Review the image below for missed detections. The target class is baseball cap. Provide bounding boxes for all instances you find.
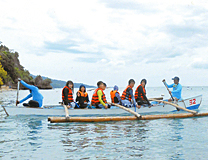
[172,76,179,81]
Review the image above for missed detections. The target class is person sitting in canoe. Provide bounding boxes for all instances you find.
[16,78,43,107]
[121,79,139,108]
[135,79,151,106]
[91,81,109,109]
[162,76,182,101]
[110,85,121,104]
[75,84,90,109]
[62,80,75,108]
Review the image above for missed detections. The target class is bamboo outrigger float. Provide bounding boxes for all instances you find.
[48,112,208,123]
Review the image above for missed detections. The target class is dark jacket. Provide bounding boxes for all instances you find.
[136,85,150,105]
[75,85,89,107]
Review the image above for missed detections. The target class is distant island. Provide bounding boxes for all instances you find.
[0,44,95,89]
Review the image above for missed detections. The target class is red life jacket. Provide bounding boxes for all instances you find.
[121,85,132,101]
[110,90,120,103]
[135,84,146,100]
[62,86,73,102]
[91,88,107,105]
[77,90,88,102]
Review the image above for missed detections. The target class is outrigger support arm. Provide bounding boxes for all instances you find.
[148,98,197,115]
[108,102,141,119]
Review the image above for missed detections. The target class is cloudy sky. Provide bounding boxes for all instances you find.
[0,0,208,87]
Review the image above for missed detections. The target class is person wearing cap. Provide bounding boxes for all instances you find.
[162,76,182,101]
[76,84,90,108]
[110,85,121,104]
[121,79,139,108]
[91,81,109,109]
[135,79,151,106]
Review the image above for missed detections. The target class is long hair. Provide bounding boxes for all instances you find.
[140,79,147,85]
[66,80,74,93]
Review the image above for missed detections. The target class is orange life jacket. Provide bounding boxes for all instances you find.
[91,88,107,105]
[62,86,73,102]
[110,90,120,103]
[121,85,132,101]
[135,84,146,100]
[77,90,88,102]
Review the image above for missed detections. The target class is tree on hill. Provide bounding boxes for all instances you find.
[42,78,52,87]
[0,46,33,85]
[34,75,43,86]
[34,75,52,89]
[0,56,7,86]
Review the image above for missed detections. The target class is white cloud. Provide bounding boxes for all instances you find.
[0,0,208,87]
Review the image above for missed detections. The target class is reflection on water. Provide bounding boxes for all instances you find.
[167,119,184,159]
[27,118,43,149]
[168,119,184,141]
[1,116,208,159]
[47,121,150,159]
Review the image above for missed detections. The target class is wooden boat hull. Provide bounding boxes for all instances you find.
[2,95,202,116]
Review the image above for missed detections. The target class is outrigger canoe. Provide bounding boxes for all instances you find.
[2,95,202,116]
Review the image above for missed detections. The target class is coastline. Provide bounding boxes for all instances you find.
[0,86,15,92]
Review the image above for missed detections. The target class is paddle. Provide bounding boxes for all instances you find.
[148,98,197,114]
[163,80,181,111]
[87,87,111,92]
[16,80,20,106]
[149,97,163,101]
[63,105,70,118]
[108,102,141,119]
[163,81,174,101]
[87,88,96,91]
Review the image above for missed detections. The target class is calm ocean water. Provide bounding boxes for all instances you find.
[0,86,208,159]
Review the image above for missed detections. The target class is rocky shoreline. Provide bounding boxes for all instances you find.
[0,84,52,91]
[0,85,15,91]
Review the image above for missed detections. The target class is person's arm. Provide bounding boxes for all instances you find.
[86,94,90,102]
[19,93,32,103]
[115,92,121,102]
[97,90,106,106]
[20,80,36,91]
[129,89,137,106]
[63,88,69,105]
[75,92,79,102]
[165,82,174,88]
[138,86,150,105]
[171,84,182,93]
